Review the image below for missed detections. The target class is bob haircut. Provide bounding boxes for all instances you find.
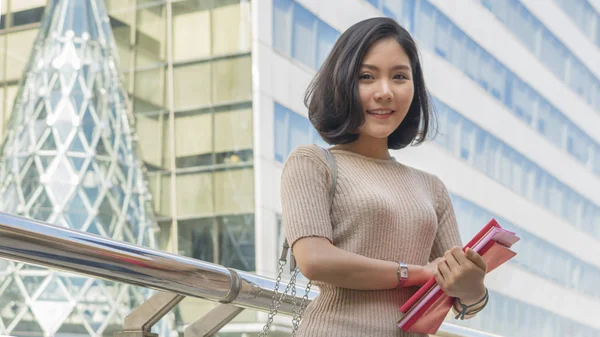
[305,17,435,149]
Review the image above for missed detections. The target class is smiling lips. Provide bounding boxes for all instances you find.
[367,108,395,119]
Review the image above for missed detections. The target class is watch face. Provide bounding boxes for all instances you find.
[401,268,408,278]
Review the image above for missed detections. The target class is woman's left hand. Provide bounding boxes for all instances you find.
[433,246,487,303]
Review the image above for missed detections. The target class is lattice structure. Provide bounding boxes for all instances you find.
[0,1,162,335]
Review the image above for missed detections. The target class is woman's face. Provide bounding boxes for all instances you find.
[357,37,415,141]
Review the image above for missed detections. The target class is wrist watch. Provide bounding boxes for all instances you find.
[397,262,408,288]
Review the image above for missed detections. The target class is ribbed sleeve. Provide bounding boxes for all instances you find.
[281,147,334,248]
[429,177,463,262]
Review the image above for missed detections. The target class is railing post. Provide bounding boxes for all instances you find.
[115,292,185,337]
[184,304,245,337]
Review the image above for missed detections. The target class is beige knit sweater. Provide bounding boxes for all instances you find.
[281,144,463,337]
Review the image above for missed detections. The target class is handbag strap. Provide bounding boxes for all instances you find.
[319,147,337,210]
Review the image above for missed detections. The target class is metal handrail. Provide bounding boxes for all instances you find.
[0,212,501,337]
[0,212,315,315]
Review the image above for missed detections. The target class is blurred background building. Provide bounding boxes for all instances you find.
[0,0,599,336]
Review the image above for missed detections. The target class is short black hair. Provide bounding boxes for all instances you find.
[305,17,435,149]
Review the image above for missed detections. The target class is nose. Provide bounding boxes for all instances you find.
[374,81,393,101]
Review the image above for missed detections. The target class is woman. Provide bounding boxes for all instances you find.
[280,17,488,336]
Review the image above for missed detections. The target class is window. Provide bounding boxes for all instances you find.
[172,4,212,61]
[273,0,293,55]
[477,50,492,91]
[523,161,536,200]
[434,14,451,59]
[508,76,534,125]
[292,4,316,68]
[515,2,538,50]
[367,0,381,9]
[566,125,591,164]
[414,0,435,51]
[563,190,581,226]
[459,120,475,162]
[473,129,487,172]
[596,19,600,47]
[498,147,512,186]
[173,62,212,110]
[136,114,168,169]
[540,29,567,80]
[567,58,586,97]
[288,109,311,152]
[445,109,460,155]
[1,85,18,134]
[134,67,166,111]
[212,1,251,55]
[149,173,171,216]
[178,217,214,262]
[174,112,213,168]
[448,26,465,69]
[594,146,600,176]
[178,214,255,271]
[274,103,289,163]
[10,0,46,12]
[316,21,339,69]
[214,168,255,214]
[214,107,253,154]
[176,172,214,217]
[212,55,252,104]
[462,39,479,81]
[217,214,255,271]
[11,6,44,27]
[274,101,336,162]
[135,5,167,68]
[511,153,525,195]
[5,29,38,82]
[489,58,507,101]
[536,101,564,148]
[382,0,406,23]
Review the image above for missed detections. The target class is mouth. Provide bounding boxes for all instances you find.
[367,109,395,118]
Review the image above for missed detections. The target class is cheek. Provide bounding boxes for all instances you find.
[398,85,415,105]
[358,88,370,110]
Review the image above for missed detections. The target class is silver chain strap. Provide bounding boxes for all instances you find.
[291,270,312,337]
[262,147,334,336]
[260,252,312,336]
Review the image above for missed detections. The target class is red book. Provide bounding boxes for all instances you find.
[397,219,519,334]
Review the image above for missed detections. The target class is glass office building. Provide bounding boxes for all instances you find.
[263,0,600,336]
[1,0,600,336]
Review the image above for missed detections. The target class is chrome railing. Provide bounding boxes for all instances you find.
[0,212,501,337]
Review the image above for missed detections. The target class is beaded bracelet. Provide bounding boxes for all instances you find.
[454,288,489,320]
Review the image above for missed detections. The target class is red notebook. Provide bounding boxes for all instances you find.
[397,219,519,334]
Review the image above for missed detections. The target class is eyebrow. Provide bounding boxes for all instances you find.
[361,64,411,71]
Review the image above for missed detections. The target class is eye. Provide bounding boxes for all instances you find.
[359,73,374,80]
[394,73,409,80]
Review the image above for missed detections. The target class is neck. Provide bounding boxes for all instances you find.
[334,136,391,160]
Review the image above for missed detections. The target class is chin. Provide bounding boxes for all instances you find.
[361,130,395,140]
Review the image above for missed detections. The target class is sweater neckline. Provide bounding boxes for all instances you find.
[328,148,398,164]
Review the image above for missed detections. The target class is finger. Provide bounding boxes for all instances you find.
[466,248,487,272]
[444,249,460,270]
[433,265,444,286]
[430,257,445,265]
[437,260,451,280]
[450,246,470,265]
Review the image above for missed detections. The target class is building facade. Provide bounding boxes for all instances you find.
[254,0,600,336]
[0,0,599,336]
